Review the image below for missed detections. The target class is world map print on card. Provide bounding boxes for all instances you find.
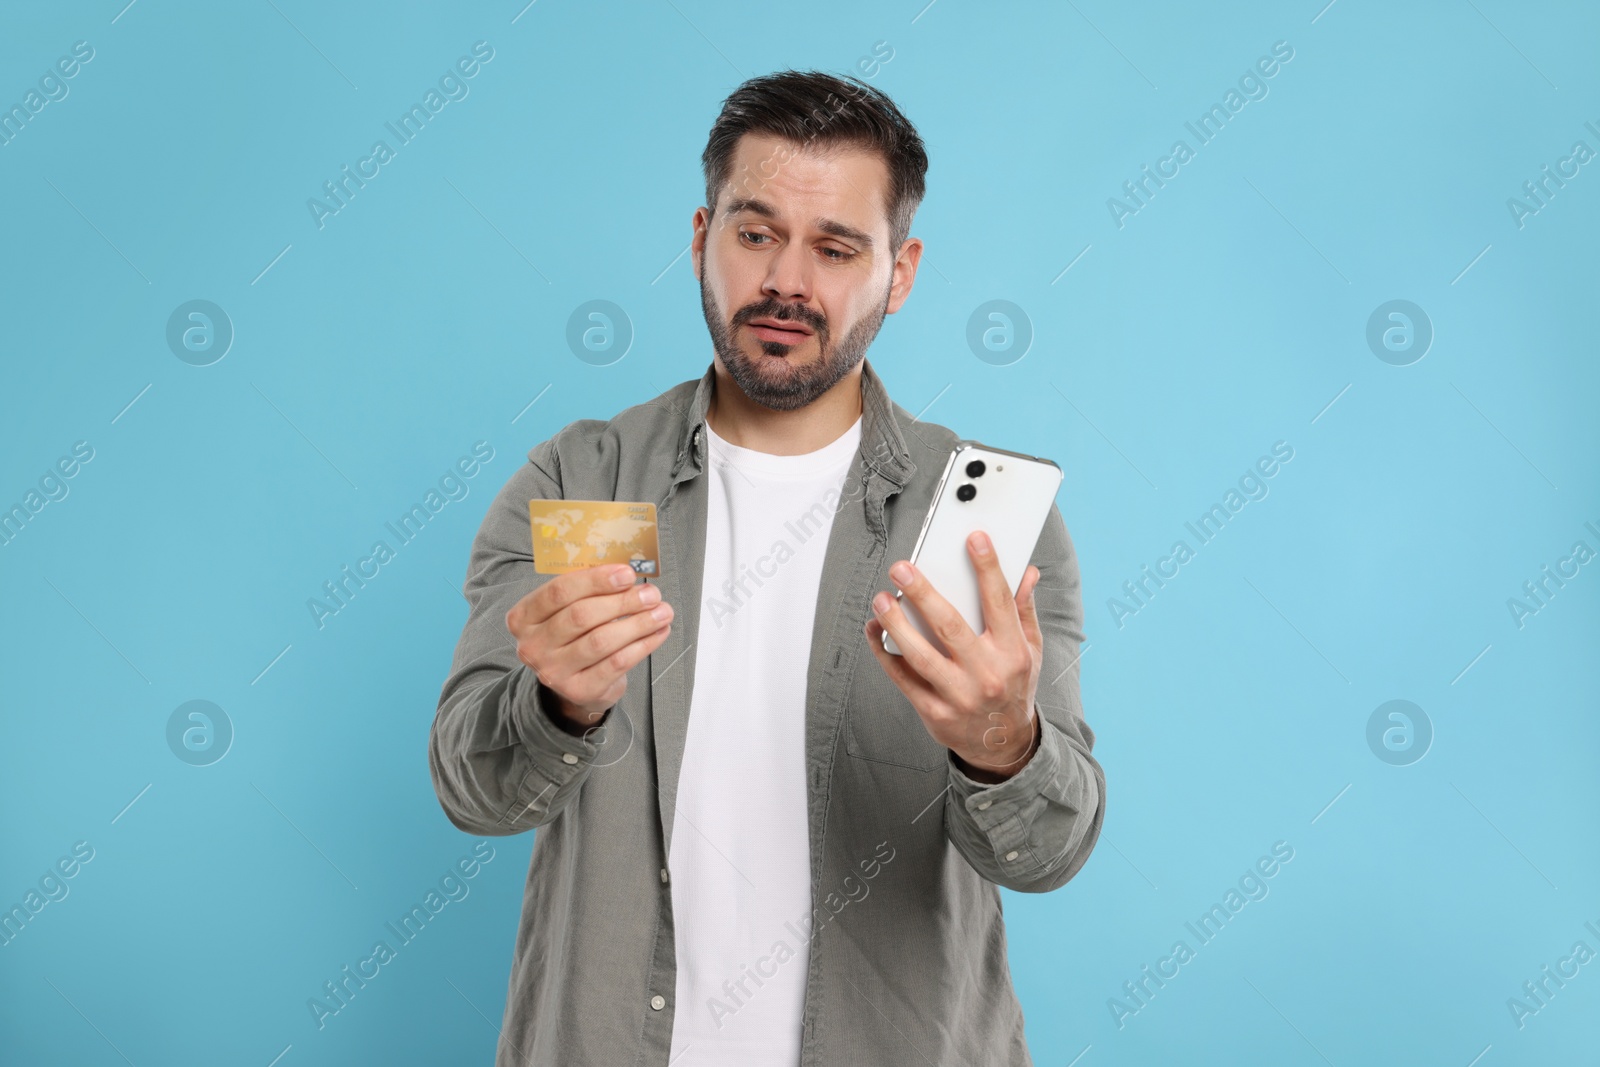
[528,499,662,577]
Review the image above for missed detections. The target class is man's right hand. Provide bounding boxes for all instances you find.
[505,564,674,732]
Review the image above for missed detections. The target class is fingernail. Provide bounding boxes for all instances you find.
[971,531,992,555]
[612,567,635,587]
[889,562,913,585]
[873,591,892,614]
[638,584,662,605]
[652,604,673,621]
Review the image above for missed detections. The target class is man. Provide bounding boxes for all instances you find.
[429,70,1105,1066]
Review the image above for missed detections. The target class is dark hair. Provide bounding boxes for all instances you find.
[701,70,929,256]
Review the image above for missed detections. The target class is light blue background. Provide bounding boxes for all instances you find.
[2,1,1596,1064]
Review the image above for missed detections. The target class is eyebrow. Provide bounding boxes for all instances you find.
[721,197,875,251]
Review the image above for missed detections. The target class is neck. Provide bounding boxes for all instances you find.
[706,361,864,455]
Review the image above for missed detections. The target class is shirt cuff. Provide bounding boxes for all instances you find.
[509,669,603,818]
[946,707,1066,867]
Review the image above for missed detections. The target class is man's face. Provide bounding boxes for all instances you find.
[692,132,921,412]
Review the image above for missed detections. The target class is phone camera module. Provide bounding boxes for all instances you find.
[965,459,986,478]
[955,483,977,502]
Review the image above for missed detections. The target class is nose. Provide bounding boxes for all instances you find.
[762,237,813,305]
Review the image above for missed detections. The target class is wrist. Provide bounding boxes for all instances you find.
[955,711,1040,783]
[538,681,610,738]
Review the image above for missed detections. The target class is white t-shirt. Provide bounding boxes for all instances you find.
[667,413,863,1064]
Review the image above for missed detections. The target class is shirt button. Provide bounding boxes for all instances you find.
[977,800,992,811]
[660,868,669,884]
[1004,850,1019,861]
[650,995,666,1010]
[562,753,579,765]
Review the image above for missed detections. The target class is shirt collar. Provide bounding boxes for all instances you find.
[671,357,915,487]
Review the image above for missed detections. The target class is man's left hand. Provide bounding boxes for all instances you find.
[864,531,1043,782]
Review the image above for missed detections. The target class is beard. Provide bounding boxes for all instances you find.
[698,253,891,412]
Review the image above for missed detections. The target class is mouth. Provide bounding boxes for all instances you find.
[746,318,815,346]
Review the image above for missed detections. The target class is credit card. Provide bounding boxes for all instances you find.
[528,499,663,578]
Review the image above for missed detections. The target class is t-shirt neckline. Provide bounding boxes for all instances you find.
[704,414,863,479]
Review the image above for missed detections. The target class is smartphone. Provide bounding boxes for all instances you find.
[882,442,1062,656]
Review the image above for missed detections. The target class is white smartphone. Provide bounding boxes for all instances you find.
[882,442,1063,656]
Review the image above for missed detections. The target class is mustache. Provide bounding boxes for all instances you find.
[732,300,827,337]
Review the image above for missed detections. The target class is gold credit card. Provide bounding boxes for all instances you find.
[528,499,663,578]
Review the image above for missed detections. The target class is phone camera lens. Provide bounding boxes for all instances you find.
[956,483,977,502]
[965,460,986,478]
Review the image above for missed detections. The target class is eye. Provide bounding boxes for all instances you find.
[740,231,771,247]
[821,246,855,261]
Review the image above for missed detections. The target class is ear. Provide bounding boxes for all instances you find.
[690,207,710,280]
[885,236,923,315]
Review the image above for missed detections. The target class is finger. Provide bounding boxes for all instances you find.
[870,587,966,704]
[543,579,664,648]
[886,560,980,664]
[967,531,1023,647]
[546,598,674,677]
[514,564,639,629]
[864,617,947,712]
[560,621,672,707]
[1014,564,1044,652]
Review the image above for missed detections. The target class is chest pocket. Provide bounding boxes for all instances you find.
[845,649,950,772]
